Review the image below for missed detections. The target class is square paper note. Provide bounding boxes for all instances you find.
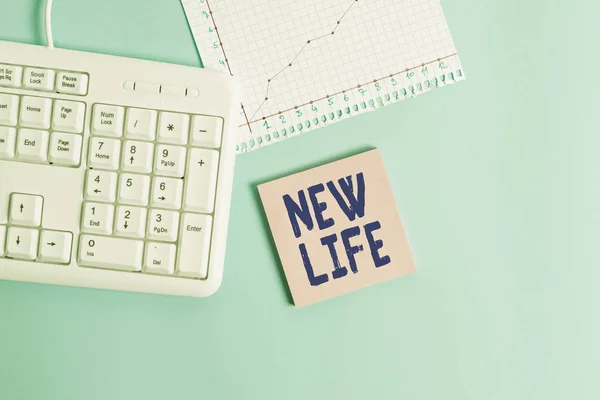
[259,149,415,307]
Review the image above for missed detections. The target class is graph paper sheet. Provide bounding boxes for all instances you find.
[182,0,465,153]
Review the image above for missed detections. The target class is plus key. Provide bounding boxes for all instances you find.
[184,148,219,213]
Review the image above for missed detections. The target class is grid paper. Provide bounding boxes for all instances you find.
[182,0,465,153]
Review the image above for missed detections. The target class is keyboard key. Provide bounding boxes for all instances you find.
[118,173,150,206]
[157,111,189,144]
[121,141,154,173]
[88,137,120,170]
[0,64,23,88]
[85,170,117,202]
[0,93,19,125]
[23,67,55,91]
[81,202,114,234]
[147,209,179,242]
[19,96,52,129]
[48,132,82,166]
[9,193,43,227]
[6,227,39,260]
[51,100,86,133]
[56,71,88,95]
[144,242,176,274]
[0,126,16,159]
[39,230,73,264]
[16,129,49,162]
[0,225,5,256]
[79,235,143,272]
[191,115,223,148]
[151,177,183,209]
[92,104,124,137]
[114,206,147,239]
[183,148,219,213]
[125,108,157,141]
[177,213,212,278]
[154,145,186,177]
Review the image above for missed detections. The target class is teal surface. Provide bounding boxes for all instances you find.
[1,0,599,399]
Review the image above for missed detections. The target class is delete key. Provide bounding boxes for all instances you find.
[258,149,415,307]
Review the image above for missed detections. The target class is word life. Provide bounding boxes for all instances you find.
[283,173,391,287]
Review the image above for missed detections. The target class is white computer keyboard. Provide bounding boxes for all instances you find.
[0,40,238,297]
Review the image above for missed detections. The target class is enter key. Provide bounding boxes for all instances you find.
[176,213,213,279]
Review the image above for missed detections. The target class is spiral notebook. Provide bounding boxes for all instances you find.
[181,0,465,153]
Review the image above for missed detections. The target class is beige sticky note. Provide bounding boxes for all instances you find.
[258,149,415,307]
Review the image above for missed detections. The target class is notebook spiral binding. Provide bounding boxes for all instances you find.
[237,66,465,153]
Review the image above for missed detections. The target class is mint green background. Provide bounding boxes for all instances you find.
[1,0,599,399]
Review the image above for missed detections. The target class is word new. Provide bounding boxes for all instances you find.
[284,173,390,287]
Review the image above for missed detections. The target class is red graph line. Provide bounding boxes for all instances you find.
[239,53,458,127]
[205,0,233,76]
[248,0,359,121]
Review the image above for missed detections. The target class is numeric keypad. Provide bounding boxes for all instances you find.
[80,104,223,278]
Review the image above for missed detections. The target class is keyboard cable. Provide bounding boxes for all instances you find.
[45,0,54,49]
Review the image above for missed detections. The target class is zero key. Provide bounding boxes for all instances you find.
[9,193,44,227]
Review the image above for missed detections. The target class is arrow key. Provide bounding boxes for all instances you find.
[85,170,117,202]
[9,193,43,227]
[6,226,38,260]
[121,140,154,174]
[114,206,147,239]
[39,230,73,264]
[151,176,183,210]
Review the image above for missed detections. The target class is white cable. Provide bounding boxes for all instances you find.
[45,0,54,49]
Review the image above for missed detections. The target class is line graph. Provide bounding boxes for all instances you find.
[241,52,457,127]
[204,0,232,76]
[183,0,465,152]
[247,0,359,121]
